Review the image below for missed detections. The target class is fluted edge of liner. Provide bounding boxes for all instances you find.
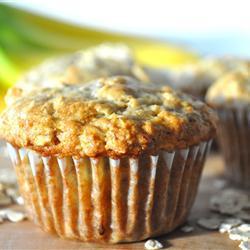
[7,140,211,243]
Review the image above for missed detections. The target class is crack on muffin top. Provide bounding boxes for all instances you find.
[0,76,217,158]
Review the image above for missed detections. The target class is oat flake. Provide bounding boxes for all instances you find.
[219,218,243,233]
[144,239,163,250]
[181,225,194,233]
[239,241,250,250]
[229,224,250,241]
[6,210,26,222]
[197,217,222,230]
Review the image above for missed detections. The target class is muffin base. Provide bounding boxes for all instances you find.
[7,140,211,243]
[217,108,250,188]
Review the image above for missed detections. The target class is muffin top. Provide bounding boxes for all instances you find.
[0,76,217,158]
[5,43,149,106]
[206,69,250,108]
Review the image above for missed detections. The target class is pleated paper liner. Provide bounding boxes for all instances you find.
[217,108,250,188]
[7,140,211,243]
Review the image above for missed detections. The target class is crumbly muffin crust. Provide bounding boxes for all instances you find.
[5,43,149,106]
[206,69,250,108]
[0,76,217,158]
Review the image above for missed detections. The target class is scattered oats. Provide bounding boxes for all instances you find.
[15,196,24,205]
[144,239,163,250]
[197,217,222,230]
[181,225,194,233]
[219,202,243,215]
[239,241,250,250]
[238,224,250,232]
[219,218,243,233]
[0,192,12,206]
[6,210,26,222]
[229,229,250,241]
[213,179,226,189]
[221,190,248,209]
[5,187,18,197]
[0,209,8,219]
[222,189,248,202]
[0,209,27,222]
[209,196,221,212]
[229,224,250,241]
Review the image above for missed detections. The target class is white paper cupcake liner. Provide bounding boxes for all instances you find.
[217,108,250,188]
[7,140,212,243]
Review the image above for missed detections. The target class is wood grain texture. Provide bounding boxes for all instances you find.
[0,154,239,250]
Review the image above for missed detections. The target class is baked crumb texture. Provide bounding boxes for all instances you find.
[0,76,216,158]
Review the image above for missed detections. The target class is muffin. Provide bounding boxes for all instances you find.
[206,69,250,188]
[5,43,149,106]
[159,57,250,100]
[1,76,216,243]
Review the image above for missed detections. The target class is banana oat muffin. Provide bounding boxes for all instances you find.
[5,43,149,106]
[206,69,250,188]
[1,76,216,243]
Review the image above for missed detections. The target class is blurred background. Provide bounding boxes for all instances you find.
[1,0,250,109]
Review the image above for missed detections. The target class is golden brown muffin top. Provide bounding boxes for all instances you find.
[206,69,250,108]
[5,43,149,106]
[0,76,217,158]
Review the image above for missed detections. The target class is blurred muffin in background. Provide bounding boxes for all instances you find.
[154,57,250,100]
[1,76,216,243]
[206,68,250,188]
[7,41,250,106]
[5,43,150,106]
[142,57,250,100]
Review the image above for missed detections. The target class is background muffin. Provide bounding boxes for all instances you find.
[5,43,150,106]
[6,41,250,107]
[206,69,250,188]
[163,57,250,100]
[0,76,216,243]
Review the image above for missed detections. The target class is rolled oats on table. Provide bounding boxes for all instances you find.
[197,217,222,230]
[0,208,27,222]
[209,189,249,216]
[239,241,250,250]
[219,218,243,233]
[6,210,27,222]
[0,158,26,225]
[229,224,250,241]
[144,239,163,250]
[204,188,250,248]
[181,224,194,233]
[213,179,227,189]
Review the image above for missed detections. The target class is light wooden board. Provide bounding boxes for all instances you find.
[0,154,240,250]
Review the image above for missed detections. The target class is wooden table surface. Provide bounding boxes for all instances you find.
[0,153,240,250]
